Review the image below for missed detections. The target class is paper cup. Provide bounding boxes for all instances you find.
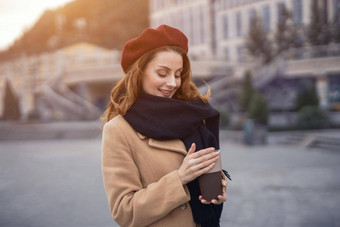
[198,150,222,201]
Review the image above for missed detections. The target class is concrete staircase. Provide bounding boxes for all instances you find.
[35,76,102,121]
[278,131,340,151]
[202,55,287,107]
[306,136,340,151]
[279,133,307,146]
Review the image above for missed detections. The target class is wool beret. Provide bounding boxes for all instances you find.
[121,24,188,73]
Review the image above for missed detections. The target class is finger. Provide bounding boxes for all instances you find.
[211,199,218,204]
[187,143,196,156]
[211,196,225,205]
[222,180,227,192]
[199,151,220,163]
[217,195,227,202]
[200,199,211,204]
[191,156,220,171]
[189,155,219,166]
[196,162,216,176]
[191,147,216,159]
[199,195,211,204]
[217,194,225,200]
[190,150,219,165]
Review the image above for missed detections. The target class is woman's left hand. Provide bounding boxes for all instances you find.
[199,179,228,205]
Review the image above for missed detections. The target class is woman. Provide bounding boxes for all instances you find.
[102,25,231,227]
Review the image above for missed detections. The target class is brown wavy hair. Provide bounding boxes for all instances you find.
[103,46,210,123]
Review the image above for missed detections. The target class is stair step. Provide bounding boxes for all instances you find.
[310,143,340,151]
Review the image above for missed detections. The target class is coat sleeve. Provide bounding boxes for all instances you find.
[101,121,191,227]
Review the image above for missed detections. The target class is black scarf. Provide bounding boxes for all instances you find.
[124,93,231,227]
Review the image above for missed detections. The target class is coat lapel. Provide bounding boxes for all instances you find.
[137,133,187,156]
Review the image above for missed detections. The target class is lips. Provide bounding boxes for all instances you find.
[159,89,173,97]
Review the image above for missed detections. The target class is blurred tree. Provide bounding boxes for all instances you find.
[238,71,254,112]
[245,13,273,64]
[275,4,304,56]
[216,108,230,129]
[307,0,331,46]
[295,84,319,111]
[297,106,329,129]
[248,92,269,125]
[1,79,21,120]
[275,4,293,55]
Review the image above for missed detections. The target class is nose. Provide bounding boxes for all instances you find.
[166,75,177,88]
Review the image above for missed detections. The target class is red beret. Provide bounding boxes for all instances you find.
[121,24,188,73]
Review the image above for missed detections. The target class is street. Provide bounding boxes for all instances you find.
[1,138,339,227]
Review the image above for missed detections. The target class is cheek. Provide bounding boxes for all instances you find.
[177,79,181,88]
[175,78,181,90]
[142,74,162,91]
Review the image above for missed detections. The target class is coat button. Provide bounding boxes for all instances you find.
[180,203,187,210]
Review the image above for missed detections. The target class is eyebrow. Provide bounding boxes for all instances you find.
[157,65,183,71]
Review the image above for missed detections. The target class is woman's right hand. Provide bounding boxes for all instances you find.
[178,143,220,185]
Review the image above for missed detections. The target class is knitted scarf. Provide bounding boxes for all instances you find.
[124,93,230,227]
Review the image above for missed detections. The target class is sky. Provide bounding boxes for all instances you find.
[0,0,73,51]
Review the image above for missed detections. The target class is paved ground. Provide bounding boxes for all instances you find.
[1,138,340,227]
[220,143,340,227]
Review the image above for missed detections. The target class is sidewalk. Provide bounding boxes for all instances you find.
[220,142,340,227]
[1,137,339,227]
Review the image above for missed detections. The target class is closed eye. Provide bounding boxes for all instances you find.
[158,72,167,77]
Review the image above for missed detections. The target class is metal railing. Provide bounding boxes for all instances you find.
[282,44,340,60]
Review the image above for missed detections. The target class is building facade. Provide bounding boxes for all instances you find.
[150,0,215,60]
[150,0,340,63]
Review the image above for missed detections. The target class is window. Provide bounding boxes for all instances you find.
[292,0,303,25]
[248,8,256,22]
[159,0,164,10]
[277,2,285,23]
[223,15,229,39]
[183,11,190,44]
[190,9,195,44]
[262,5,271,32]
[236,12,242,37]
[179,11,184,29]
[224,47,230,59]
[334,0,340,21]
[237,45,244,63]
[199,6,205,44]
[225,0,230,9]
[153,0,158,12]
[169,13,177,27]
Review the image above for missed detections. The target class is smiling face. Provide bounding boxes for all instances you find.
[142,50,183,98]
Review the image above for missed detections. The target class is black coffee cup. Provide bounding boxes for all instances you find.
[198,150,222,201]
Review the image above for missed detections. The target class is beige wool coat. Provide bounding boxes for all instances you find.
[101,115,197,227]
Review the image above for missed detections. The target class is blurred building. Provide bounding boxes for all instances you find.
[150,0,339,63]
[0,42,121,120]
[1,0,340,123]
[150,0,340,127]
